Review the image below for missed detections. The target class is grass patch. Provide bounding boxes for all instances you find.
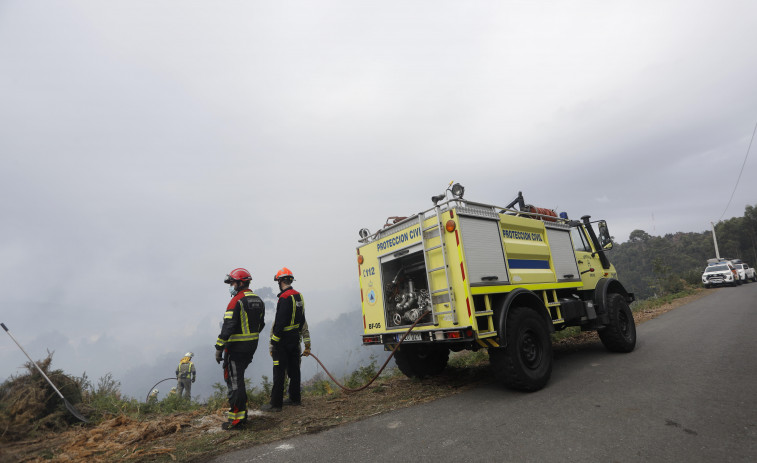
[630,286,701,313]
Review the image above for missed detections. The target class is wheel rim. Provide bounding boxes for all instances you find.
[520,329,542,369]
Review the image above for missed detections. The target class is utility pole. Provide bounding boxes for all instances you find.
[711,222,721,259]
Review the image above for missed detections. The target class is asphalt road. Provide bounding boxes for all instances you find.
[209,285,757,462]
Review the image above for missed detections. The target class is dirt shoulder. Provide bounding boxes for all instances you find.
[3,288,714,463]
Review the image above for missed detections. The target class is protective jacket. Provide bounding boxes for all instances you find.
[216,289,265,353]
[270,288,306,345]
[176,359,196,381]
[269,287,307,408]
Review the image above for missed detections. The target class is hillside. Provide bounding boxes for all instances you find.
[611,203,757,299]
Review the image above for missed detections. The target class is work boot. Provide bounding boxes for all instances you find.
[283,398,301,406]
[221,419,247,430]
[261,403,282,413]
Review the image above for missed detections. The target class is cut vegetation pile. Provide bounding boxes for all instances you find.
[0,353,86,442]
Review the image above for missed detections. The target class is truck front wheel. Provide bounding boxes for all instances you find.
[598,293,636,353]
[394,344,449,378]
[490,306,553,392]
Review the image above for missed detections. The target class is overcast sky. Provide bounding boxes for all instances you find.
[1,0,755,392]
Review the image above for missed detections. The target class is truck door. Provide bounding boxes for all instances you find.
[571,225,601,285]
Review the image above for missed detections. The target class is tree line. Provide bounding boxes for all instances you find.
[608,204,757,300]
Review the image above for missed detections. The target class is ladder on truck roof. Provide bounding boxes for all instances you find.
[419,206,458,325]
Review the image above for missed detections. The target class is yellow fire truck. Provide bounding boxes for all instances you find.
[357,183,636,391]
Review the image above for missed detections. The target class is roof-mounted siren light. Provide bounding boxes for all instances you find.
[359,228,370,240]
[432,181,465,205]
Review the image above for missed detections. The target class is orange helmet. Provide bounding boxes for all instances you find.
[274,267,294,282]
[224,268,252,284]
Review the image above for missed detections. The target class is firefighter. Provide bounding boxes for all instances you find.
[215,268,266,430]
[175,352,196,399]
[262,267,309,412]
[148,389,159,403]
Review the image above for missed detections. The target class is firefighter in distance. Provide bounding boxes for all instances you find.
[175,351,196,399]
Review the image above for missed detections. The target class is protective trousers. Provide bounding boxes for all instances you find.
[176,378,192,399]
[224,351,254,424]
[271,339,301,408]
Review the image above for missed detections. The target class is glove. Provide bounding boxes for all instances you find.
[303,343,311,357]
[215,349,223,364]
[192,379,195,383]
[269,343,274,357]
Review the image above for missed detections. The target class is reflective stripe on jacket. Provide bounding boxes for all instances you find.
[176,361,196,380]
[216,289,266,353]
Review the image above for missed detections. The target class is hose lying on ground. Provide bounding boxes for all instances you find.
[304,309,431,393]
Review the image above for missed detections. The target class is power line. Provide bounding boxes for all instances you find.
[719,120,757,221]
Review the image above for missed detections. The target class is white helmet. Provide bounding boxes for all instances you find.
[185,352,194,358]
[151,389,159,394]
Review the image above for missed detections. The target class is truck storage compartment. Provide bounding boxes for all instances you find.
[379,242,432,328]
[458,215,509,286]
[545,222,581,282]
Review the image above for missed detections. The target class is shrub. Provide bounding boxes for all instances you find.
[344,358,378,389]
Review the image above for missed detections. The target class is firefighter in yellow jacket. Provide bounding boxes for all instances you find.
[175,352,196,399]
[215,268,265,430]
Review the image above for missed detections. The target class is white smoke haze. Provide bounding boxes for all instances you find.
[1,0,756,397]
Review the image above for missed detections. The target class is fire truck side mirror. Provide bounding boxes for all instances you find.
[598,220,613,250]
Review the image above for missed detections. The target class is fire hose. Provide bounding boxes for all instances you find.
[304,309,431,393]
[145,377,180,403]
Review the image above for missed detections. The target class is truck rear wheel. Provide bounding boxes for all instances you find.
[490,306,552,392]
[394,344,449,378]
[598,293,636,353]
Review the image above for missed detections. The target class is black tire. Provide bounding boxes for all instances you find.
[598,293,636,353]
[489,306,553,392]
[394,344,449,378]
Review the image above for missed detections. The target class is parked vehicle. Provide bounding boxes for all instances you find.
[706,258,744,285]
[702,263,738,287]
[733,263,756,283]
